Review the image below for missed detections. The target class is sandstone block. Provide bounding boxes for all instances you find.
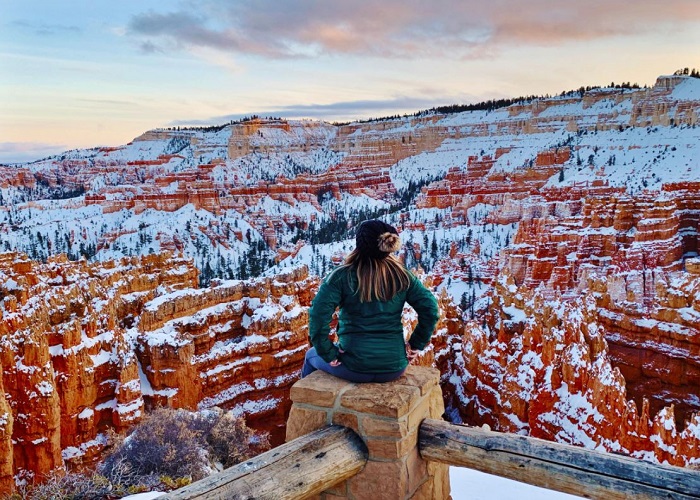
[323,481,348,497]
[365,436,408,460]
[332,412,359,434]
[405,446,428,496]
[407,397,432,430]
[323,493,347,500]
[290,371,355,407]
[428,385,446,418]
[285,406,328,442]
[348,459,407,499]
[341,383,420,418]
[395,366,441,396]
[410,478,434,500]
[429,462,451,500]
[361,416,408,439]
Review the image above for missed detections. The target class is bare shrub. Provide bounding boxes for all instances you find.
[99,407,211,486]
[5,408,267,499]
[20,471,114,500]
[207,411,270,468]
[99,406,269,491]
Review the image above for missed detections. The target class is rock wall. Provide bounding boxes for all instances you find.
[434,272,700,466]
[0,253,317,493]
[425,179,700,466]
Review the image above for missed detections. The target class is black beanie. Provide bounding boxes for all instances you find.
[355,220,401,260]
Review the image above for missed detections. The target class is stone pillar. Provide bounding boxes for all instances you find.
[286,366,450,500]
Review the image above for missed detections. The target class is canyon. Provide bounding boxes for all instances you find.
[0,254,315,491]
[1,73,700,492]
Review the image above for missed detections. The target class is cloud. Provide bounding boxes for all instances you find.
[11,20,82,37]
[128,0,700,59]
[0,142,66,165]
[168,94,479,126]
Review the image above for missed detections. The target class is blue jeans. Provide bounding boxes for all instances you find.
[301,347,406,383]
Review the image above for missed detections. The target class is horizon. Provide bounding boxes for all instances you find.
[2,0,700,163]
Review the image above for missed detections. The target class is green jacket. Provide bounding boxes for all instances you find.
[308,266,440,373]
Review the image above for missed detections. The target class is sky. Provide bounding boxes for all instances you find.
[1,0,699,163]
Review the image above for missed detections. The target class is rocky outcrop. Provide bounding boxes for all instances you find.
[136,265,318,444]
[0,253,198,489]
[435,272,700,466]
[415,148,569,216]
[0,253,317,493]
[427,178,700,465]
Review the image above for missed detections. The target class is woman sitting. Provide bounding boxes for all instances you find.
[302,220,439,383]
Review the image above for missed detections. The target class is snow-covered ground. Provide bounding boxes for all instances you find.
[450,467,579,499]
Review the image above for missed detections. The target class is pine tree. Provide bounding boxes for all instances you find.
[460,292,468,312]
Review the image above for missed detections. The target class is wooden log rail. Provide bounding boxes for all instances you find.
[419,418,700,500]
[163,426,367,500]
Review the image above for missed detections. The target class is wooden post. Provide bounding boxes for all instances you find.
[163,426,367,500]
[419,418,700,499]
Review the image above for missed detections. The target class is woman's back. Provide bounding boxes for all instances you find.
[309,265,437,373]
[303,219,439,382]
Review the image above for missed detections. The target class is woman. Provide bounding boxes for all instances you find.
[302,219,439,382]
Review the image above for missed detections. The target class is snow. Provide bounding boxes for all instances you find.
[502,305,527,324]
[136,359,154,396]
[61,434,108,460]
[3,278,18,290]
[78,408,94,419]
[120,492,164,499]
[449,467,579,499]
[35,380,54,397]
[672,77,700,101]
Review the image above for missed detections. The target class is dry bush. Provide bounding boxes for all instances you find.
[99,407,211,485]
[98,406,269,492]
[18,472,115,500]
[3,408,267,499]
[207,411,270,468]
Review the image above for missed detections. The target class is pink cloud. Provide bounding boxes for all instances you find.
[129,0,700,58]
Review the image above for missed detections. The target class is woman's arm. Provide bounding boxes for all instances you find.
[308,272,343,363]
[405,275,439,351]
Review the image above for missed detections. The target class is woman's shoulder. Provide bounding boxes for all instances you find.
[324,264,352,284]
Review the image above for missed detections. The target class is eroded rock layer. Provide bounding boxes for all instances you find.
[432,272,700,466]
[426,180,700,466]
[0,253,316,492]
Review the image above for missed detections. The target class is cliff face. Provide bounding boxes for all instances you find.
[423,176,700,466]
[433,272,700,466]
[0,253,316,493]
[136,265,317,445]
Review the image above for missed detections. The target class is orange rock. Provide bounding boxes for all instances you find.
[0,252,318,494]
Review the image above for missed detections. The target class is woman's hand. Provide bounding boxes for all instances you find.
[406,343,419,363]
[330,346,345,367]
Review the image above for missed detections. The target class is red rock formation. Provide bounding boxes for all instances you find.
[136,266,318,445]
[414,148,569,220]
[0,252,317,494]
[425,180,700,466]
[434,272,700,466]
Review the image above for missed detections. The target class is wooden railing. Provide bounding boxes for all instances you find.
[162,367,700,499]
[420,418,700,500]
[163,426,367,500]
[163,419,700,499]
